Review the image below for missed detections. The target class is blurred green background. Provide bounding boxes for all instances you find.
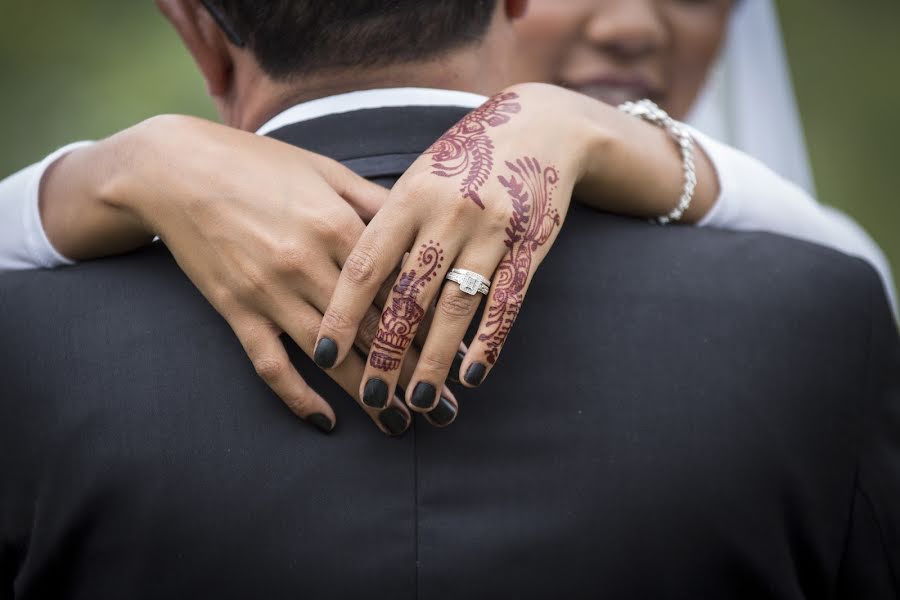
[1,1,898,290]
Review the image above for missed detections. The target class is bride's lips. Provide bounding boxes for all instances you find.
[563,76,663,107]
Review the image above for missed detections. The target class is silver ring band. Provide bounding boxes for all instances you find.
[445,268,491,296]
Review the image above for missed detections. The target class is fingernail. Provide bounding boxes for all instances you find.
[411,382,437,409]
[363,378,389,408]
[379,407,409,436]
[313,337,338,369]
[308,413,334,434]
[464,362,486,386]
[447,351,465,384]
[427,397,457,427]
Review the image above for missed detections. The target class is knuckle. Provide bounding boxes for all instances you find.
[343,247,380,285]
[239,264,269,297]
[394,171,433,201]
[253,356,286,381]
[482,202,511,234]
[437,288,479,319]
[311,211,348,241]
[271,241,313,275]
[207,284,237,312]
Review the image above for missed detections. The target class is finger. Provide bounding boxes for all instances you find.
[303,262,446,400]
[459,249,540,388]
[447,342,469,385]
[461,156,566,386]
[406,247,505,412]
[360,237,455,410]
[354,297,460,419]
[307,263,395,367]
[424,387,459,428]
[233,316,337,434]
[315,212,416,370]
[311,152,389,223]
[275,303,413,437]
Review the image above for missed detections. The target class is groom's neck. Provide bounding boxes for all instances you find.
[230,45,510,132]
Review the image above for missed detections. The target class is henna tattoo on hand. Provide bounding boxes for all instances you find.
[369,242,444,372]
[479,157,561,364]
[425,92,521,209]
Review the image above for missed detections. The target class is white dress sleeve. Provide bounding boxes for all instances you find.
[692,129,898,316]
[0,142,93,272]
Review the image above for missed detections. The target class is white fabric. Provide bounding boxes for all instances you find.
[256,87,486,136]
[0,142,90,271]
[0,86,894,313]
[687,0,816,196]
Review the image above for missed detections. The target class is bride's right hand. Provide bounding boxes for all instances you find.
[41,114,452,435]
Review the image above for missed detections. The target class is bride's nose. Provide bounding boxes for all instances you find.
[583,0,669,60]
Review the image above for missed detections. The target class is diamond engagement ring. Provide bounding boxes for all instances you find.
[445,268,491,296]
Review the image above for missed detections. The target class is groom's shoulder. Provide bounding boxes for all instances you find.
[560,207,884,321]
[0,243,196,329]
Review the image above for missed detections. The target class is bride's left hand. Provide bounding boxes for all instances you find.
[313,84,599,415]
[315,82,719,417]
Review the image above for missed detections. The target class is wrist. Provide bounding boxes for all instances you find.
[99,118,167,225]
[574,95,719,224]
[38,135,154,261]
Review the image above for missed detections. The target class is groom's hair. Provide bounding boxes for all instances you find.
[208,0,498,80]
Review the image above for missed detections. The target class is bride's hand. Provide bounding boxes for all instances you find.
[42,115,457,435]
[316,83,720,417]
[315,85,584,415]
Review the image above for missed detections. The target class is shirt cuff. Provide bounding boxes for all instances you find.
[22,141,95,268]
[690,128,742,228]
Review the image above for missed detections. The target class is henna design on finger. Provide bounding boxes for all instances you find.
[369,242,444,372]
[425,92,521,209]
[479,157,561,364]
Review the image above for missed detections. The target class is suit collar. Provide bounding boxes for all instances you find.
[264,105,474,180]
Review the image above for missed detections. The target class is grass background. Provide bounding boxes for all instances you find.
[1,1,897,290]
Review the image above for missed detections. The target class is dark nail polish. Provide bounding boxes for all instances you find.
[363,378,389,408]
[427,397,457,427]
[464,362,486,386]
[411,382,437,409]
[313,338,338,369]
[447,351,466,384]
[308,413,334,434]
[379,407,409,436]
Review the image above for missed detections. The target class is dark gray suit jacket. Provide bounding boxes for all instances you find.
[2,106,898,599]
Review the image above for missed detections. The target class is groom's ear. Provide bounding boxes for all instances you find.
[156,0,234,99]
[505,0,529,20]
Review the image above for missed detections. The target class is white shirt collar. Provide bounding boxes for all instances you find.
[255,87,488,136]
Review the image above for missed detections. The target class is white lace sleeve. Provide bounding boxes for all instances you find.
[692,128,897,316]
[0,142,94,272]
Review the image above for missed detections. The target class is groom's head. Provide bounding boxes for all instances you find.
[157,0,528,129]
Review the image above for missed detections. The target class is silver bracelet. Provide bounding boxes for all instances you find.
[618,99,697,225]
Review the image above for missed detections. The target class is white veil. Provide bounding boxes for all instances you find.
[687,0,817,196]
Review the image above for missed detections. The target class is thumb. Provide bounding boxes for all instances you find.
[319,158,389,222]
